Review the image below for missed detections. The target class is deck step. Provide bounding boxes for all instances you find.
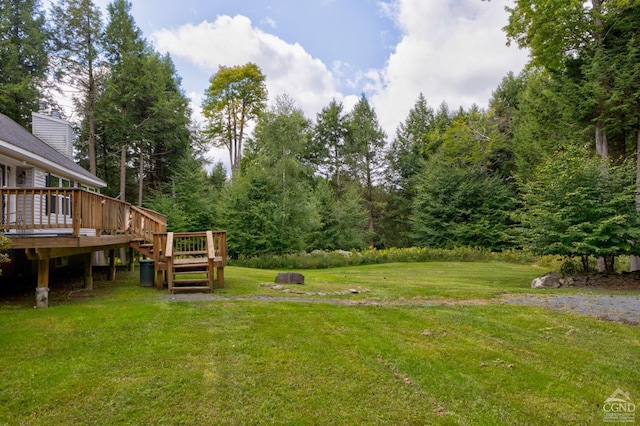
[173,275,209,282]
[174,270,209,276]
[170,286,212,293]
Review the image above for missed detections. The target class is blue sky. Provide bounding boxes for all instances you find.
[86,0,528,161]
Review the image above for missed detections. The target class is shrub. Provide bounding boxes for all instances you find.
[0,233,11,275]
[228,247,545,270]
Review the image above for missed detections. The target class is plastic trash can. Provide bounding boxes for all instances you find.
[139,259,154,287]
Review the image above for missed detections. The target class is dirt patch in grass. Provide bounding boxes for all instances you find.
[0,266,120,308]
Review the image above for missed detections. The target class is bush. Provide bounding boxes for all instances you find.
[0,233,11,275]
[228,247,547,270]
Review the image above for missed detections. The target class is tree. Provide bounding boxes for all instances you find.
[202,63,267,177]
[410,107,517,250]
[101,0,144,64]
[92,0,146,200]
[221,95,317,257]
[50,0,103,174]
[95,0,191,204]
[147,153,218,232]
[310,99,350,195]
[412,164,516,250]
[505,1,640,271]
[345,94,387,248]
[310,179,368,251]
[386,93,434,191]
[383,93,435,247]
[519,147,640,272]
[488,71,526,139]
[504,0,640,158]
[0,0,49,127]
[509,70,584,183]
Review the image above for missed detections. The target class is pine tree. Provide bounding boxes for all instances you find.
[0,0,49,127]
[345,94,387,248]
[50,0,103,174]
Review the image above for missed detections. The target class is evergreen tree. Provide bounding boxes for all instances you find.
[221,95,317,256]
[510,70,584,183]
[95,0,191,204]
[412,163,516,250]
[0,0,49,127]
[310,179,368,251]
[310,99,350,195]
[411,108,517,250]
[147,153,217,232]
[345,94,387,248]
[383,93,435,247]
[50,0,103,174]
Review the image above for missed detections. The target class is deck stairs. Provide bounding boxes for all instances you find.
[130,231,226,293]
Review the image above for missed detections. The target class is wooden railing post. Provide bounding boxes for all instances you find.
[165,232,174,290]
[72,189,82,237]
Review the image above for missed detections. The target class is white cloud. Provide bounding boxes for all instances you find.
[148,3,529,146]
[261,17,277,29]
[150,15,344,120]
[369,0,529,137]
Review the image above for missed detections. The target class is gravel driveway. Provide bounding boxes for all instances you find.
[501,294,640,324]
[163,293,640,324]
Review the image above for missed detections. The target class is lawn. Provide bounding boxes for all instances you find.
[0,262,638,425]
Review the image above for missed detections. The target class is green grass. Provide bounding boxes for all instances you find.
[1,262,639,425]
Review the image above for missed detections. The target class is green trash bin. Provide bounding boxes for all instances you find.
[139,259,154,287]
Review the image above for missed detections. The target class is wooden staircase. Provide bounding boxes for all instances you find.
[130,230,226,293]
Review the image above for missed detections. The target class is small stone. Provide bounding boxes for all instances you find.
[349,289,359,294]
[272,285,284,291]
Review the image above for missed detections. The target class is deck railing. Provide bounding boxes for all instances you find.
[0,187,166,240]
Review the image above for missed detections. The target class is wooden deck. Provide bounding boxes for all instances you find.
[0,187,226,306]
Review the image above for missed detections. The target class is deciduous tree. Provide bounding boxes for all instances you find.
[202,63,267,177]
[519,146,640,272]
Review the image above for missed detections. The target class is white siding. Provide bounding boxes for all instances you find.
[32,113,74,159]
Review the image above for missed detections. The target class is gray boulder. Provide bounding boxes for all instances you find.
[275,272,305,285]
[531,273,562,289]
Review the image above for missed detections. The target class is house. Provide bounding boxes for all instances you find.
[0,111,105,192]
[1,111,226,307]
[0,111,167,307]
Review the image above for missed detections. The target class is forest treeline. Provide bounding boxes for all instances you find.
[2,0,640,269]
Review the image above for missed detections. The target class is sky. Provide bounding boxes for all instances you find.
[87,0,529,163]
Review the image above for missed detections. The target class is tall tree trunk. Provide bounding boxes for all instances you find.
[86,21,97,176]
[631,130,640,271]
[596,126,609,272]
[119,144,126,201]
[367,161,374,249]
[138,149,143,207]
[595,125,609,159]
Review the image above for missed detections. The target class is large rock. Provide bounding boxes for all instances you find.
[531,273,562,289]
[275,272,305,285]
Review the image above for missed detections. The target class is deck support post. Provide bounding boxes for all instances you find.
[128,247,135,271]
[156,268,164,290]
[108,249,116,281]
[84,253,93,290]
[217,267,224,288]
[35,259,49,308]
